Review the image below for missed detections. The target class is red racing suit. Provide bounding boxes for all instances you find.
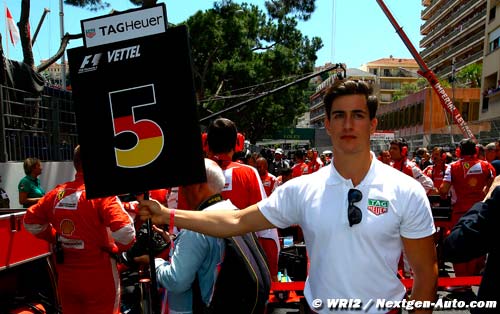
[23,173,135,314]
[392,158,434,193]
[444,157,495,223]
[291,161,309,178]
[422,162,450,195]
[443,156,494,276]
[260,171,278,197]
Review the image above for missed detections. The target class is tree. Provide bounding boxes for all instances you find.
[392,81,421,101]
[455,63,482,88]
[186,0,322,143]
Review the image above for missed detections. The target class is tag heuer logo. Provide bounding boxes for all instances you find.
[86,28,96,38]
[367,199,389,216]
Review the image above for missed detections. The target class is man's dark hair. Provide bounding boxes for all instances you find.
[207,118,237,154]
[280,167,292,176]
[294,149,305,160]
[323,80,378,120]
[459,138,477,156]
[390,138,408,151]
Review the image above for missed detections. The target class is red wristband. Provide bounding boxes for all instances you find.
[168,208,176,258]
[168,208,175,235]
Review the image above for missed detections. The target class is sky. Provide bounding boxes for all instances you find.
[2,0,424,69]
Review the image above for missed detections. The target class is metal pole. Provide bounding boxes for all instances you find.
[0,86,8,162]
[32,8,50,46]
[59,0,66,90]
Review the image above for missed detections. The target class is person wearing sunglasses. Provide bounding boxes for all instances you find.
[138,80,438,314]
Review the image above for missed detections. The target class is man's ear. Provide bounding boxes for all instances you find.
[324,117,331,136]
[370,118,378,135]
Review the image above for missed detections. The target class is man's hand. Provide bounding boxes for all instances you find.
[152,224,175,243]
[137,199,169,225]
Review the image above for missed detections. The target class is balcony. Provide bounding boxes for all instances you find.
[421,0,483,36]
[421,0,445,20]
[435,50,483,77]
[420,0,459,34]
[420,8,485,54]
[427,31,484,70]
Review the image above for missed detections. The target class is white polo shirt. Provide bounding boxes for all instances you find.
[258,155,435,314]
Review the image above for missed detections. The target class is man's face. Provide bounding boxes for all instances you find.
[324,95,376,155]
[431,150,442,164]
[381,151,391,164]
[485,149,496,162]
[274,153,282,161]
[389,144,402,161]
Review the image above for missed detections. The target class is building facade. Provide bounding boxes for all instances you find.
[480,0,500,120]
[376,87,483,150]
[420,0,487,78]
[360,57,420,106]
[39,60,69,88]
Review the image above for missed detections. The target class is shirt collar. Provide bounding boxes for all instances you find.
[325,151,386,187]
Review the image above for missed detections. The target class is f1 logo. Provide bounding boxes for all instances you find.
[80,53,102,70]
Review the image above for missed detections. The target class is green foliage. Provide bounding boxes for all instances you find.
[264,0,316,21]
[391,80,423,101]
[455,63,482,88]
[185,0,322,143]
[392,77,452,101]
[63,0,111,11]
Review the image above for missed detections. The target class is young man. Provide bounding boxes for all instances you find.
[138,80,438,314]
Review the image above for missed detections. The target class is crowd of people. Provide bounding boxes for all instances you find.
[14,79,499,313]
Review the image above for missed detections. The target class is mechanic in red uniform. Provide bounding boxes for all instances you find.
[24,145,136,314]
[306,148,323,174]
[440,138,495,277]
[423,146,449,196]
[291,149,309,178]
[389,138,434,193]
[205,118,280,281]
[255,156,278,197]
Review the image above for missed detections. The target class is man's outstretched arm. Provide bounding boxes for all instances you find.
[137,200,275,238]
